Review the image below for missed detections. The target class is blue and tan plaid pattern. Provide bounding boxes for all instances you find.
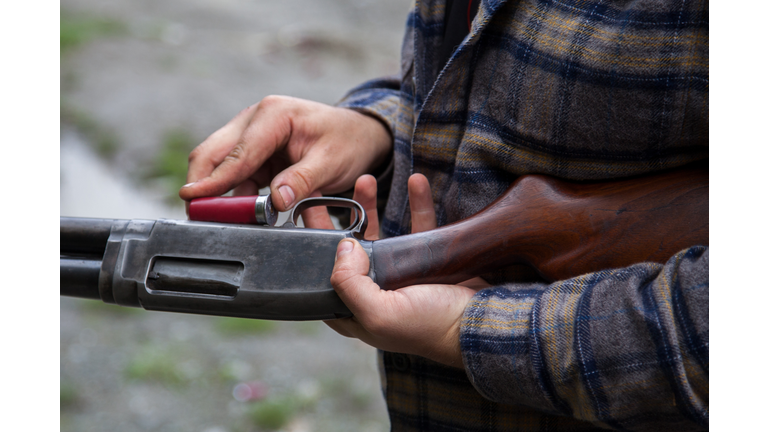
[462,247,708,430]
[338,0,708,430]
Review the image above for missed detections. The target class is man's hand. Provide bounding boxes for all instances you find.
[179,96,392,218]
[325,174,487,368]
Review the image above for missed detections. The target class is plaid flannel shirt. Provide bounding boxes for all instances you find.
[337,0,708,430]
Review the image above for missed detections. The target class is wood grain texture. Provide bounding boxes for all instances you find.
[371,165,708,288]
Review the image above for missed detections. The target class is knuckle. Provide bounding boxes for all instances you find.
[330,273,355,296]
[188,145,204,164]
[289,166,315,195]
[329,270,346,288]
[224,142,247,164]
[257,95,286,110]
[330,262,359,288]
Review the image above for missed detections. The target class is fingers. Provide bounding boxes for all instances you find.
[269,152,337,211]
[300,191,336,230]
[323,318,364,338]
[408,174,437,233]
[266,106,392,212]
[352,175,380,240]
[187,104,257,183]
[330,240,381,320]
[179,104,258,200]
[232,179,260,196]
[187,100,294,201]
[328,238,478,368]
[180,95,394,213]
[460,277,492,291]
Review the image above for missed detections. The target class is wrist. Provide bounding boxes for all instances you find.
[340,107,394,175]
[427,320,465,368]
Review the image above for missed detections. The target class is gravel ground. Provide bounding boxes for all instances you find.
[60,1,412,430]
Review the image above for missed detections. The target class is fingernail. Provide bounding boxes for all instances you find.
[182,182,196,188]
[337,240,354,258]
[279,185,295,208]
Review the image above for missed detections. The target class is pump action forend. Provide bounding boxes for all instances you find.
[60,165,708,321]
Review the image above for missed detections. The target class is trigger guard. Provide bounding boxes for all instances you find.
[285,197,368,239]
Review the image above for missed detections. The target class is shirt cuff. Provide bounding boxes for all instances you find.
[335,76,401,140]
[460,282,561,413]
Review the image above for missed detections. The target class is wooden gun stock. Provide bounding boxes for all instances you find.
[371,165,708,288]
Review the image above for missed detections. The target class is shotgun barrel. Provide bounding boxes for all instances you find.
[60,256,102,299]
[60,217,118,258]
[60,217,124,299]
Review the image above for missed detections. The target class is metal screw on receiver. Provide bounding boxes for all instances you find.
[254,194,278,226]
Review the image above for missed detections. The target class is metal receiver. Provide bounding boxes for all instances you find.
[60,197,372,320]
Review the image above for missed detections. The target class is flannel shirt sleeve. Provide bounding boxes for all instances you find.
[335,75,401,138]
[460,246,709,430]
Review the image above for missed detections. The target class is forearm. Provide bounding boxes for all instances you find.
[460,246,709,429]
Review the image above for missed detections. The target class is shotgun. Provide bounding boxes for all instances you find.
[60,164,708,320]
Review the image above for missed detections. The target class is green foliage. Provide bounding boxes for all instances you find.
[124,347,187,386]
[350,386,373,409]
[147,129,199,204]
[217,364,239,383]
[215,317,277,336]
[244,382,323,430]
[291,321,322,336]
[61,12,126,54]
[60,102,120,159]
[247,396,301,430]
[319,376,372,410]
[60,381,78,409]
[157,129,195,179]
[60,11,126,159]
[79,298,143,316]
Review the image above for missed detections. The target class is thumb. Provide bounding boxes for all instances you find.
[330,240,380,317]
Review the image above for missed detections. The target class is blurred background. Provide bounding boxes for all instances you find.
[60,0,411,430]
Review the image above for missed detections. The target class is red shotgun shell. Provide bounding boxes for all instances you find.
[189,196,260,224]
